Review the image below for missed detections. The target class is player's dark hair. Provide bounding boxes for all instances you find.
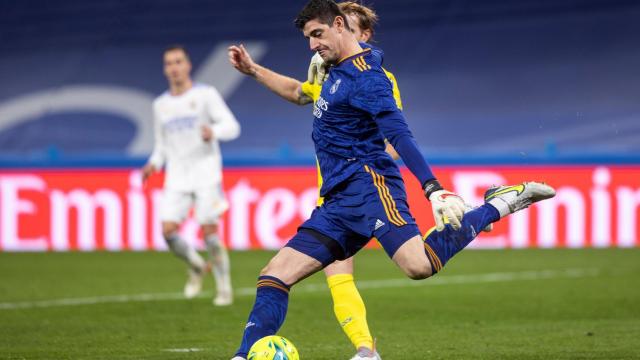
[294,0,351,31]
[163,44,190,61]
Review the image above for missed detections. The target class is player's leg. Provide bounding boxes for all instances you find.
[232,188,372,359]
[424,181,556,274]
[367,175,493,278]
[324,258,378,359]
[389,204,501,277]
[420,204,499,274]
[202,223,233,306]
[197,187,233,306]
[161,190,207,298]
[163,220,208,297]
[162,220,206,271]
[363,167,432,279]
[232,230,331,359]
[394,181,556,276]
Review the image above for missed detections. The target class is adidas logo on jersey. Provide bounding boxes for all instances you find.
[375,219,385,230]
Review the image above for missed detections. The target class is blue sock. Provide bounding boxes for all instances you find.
[234,276,290,358]
[423,204,499,273]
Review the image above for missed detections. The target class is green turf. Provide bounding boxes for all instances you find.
[1,249,639,359]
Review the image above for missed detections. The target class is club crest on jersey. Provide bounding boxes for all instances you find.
[329,78,341,94]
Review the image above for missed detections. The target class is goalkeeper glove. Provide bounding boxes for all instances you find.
[424,179,466,231]
[307,52,328,85]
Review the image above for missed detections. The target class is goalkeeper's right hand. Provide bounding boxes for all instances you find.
[307,52,328,85]
[428,190,466,231]
[424,180,466,231]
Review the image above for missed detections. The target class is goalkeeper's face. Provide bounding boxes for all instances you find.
[303,17,349,65]
[163,49,192,86]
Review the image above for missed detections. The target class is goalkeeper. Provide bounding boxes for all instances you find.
[302,3,404,360]
[302,3,495,359]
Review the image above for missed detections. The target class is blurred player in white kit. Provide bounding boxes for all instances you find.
[142,45,240,306]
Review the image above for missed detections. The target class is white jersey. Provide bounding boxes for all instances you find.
[148,83,240,192]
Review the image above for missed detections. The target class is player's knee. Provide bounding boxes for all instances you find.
[162,231,176,244]
[162,223,179,240]
[259,260,278,277]
[201,223,218,237]
[402,262,432,280]
[204,234,221,249]
[257,253,304,286]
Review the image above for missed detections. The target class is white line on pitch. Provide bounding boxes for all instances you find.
[162,348,204,353]
[288,268,601,292]
[0,268,599,310]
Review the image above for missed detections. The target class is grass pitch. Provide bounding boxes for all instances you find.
[1,248,639,360]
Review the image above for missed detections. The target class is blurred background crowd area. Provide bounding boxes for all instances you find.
[1,0,639,167]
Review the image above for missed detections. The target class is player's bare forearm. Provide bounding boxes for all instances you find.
[229,44,311,105]
[252,65,310,105]
[295,87,313,105]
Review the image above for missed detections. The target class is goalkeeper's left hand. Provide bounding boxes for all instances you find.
[424,180,466,231]
[307,52,328,85]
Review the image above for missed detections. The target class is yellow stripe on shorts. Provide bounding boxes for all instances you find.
[364,165,407,227]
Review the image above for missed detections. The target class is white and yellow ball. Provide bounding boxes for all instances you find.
[248,335,300,360]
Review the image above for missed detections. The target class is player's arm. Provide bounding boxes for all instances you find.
[228,44,312,105]
[204,87,241,142]
[376,109,466,231]
[143,103,165,182]
[351,75,466,231]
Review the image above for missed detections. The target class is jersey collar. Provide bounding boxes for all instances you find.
[336,48,371,67]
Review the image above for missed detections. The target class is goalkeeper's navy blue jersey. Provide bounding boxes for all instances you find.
[313,46,402,197]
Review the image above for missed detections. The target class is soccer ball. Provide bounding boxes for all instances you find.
[248,335,300,360]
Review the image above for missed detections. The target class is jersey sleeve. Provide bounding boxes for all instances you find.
[148,100,166,169]
[348,73,398,116]
[375,110,436,186]
[205,86,241,142]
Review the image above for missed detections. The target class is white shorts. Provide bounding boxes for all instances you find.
[160,186,229,225]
